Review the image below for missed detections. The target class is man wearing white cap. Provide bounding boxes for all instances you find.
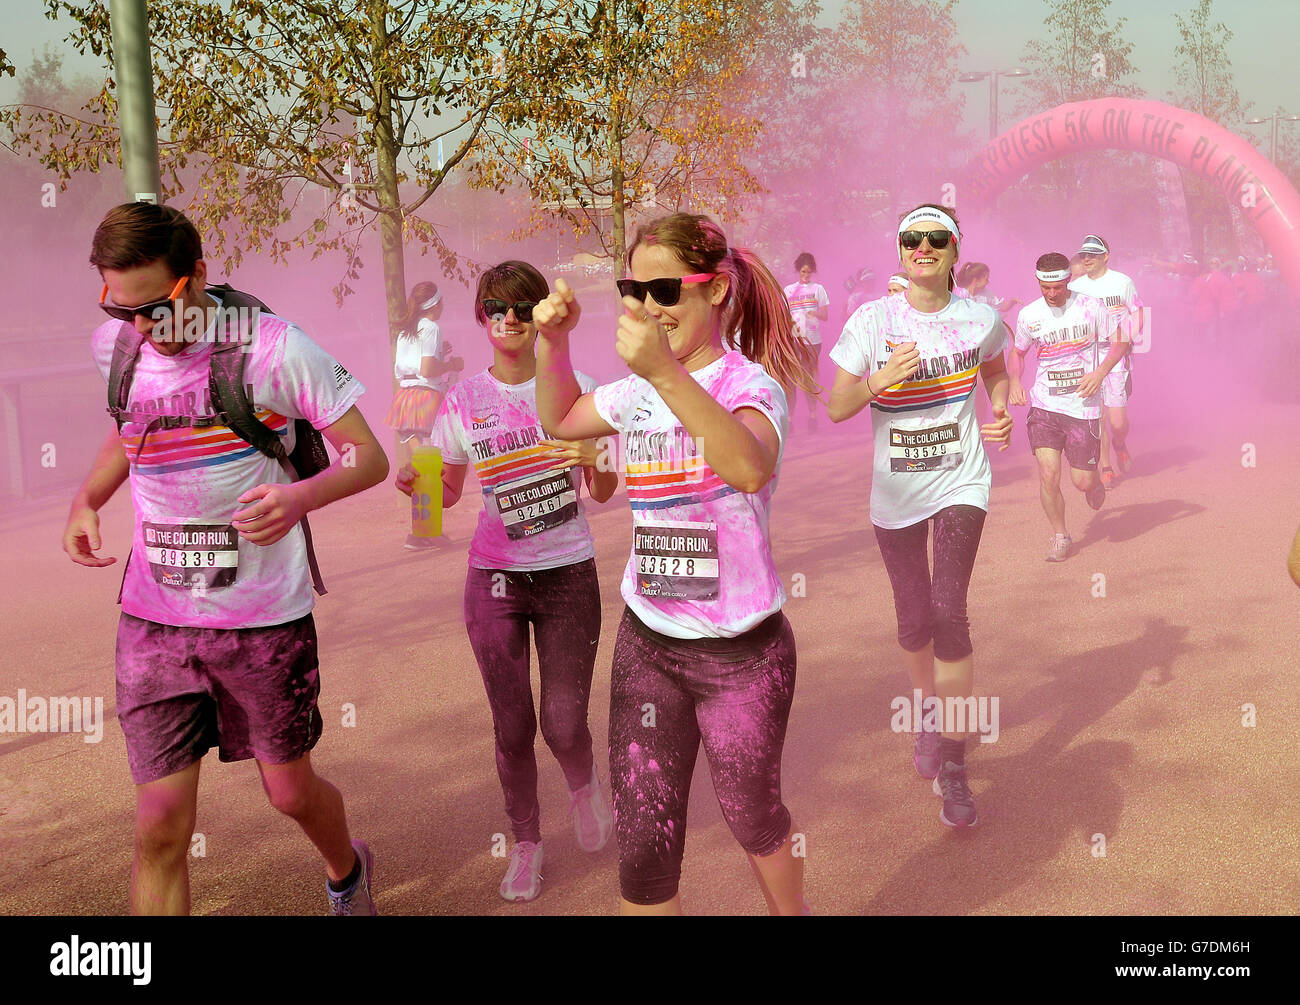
[1067,235,1142,486]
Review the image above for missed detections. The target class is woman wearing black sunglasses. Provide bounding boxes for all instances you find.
[828,203,1012,829]
[394,260,618,903]
[534,212,818,915]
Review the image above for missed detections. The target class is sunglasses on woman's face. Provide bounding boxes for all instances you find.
[99,275,190,323]
[615,273,715,307]
[899,230,954,252]
[482,299,536,323]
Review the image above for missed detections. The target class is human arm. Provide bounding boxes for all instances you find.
[232,406,390,546]
[533,278,618,440]
[978,353,1012,451]
[62,428,130,567]
[395,459,467,509]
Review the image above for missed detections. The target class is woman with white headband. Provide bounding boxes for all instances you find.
[828,202,1012,829]
[387,282,463,531]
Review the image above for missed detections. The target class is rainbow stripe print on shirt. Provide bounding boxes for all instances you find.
[1036,335,1094,363]
[472,425,559,493]
[870,356,981,415]
[625,426,735,512]
[122,410,289,475]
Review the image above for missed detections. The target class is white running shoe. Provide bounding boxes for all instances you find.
[499,840,544,902]
[1046,533,1073,562]
[569,765,614,852]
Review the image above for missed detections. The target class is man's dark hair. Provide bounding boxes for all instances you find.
[90,202,203,279]
[1036,252,1071,273]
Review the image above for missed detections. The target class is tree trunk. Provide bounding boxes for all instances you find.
[610,107,626,279]
[369,2,408,461]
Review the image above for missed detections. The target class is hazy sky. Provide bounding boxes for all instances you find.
[2,0,1297,145]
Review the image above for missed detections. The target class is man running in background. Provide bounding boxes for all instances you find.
[62,202,390,915]
[1068,235,1142,487]
[1009,253,1128,562]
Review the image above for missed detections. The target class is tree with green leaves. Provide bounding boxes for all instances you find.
[507,0,778,278]
[1017,0,1141,111]
[1169,0,1244,256]
[0,0,592,350]
[1170,0,1242,126]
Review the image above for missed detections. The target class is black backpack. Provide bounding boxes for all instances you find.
[106,284,329,595]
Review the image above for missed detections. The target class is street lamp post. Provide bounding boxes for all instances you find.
[108,0,162,203]
[1245,113,1300,164]
[958,68,1032,140]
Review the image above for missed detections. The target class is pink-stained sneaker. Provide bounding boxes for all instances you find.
[499,841,544,902]
[569,765,614,853]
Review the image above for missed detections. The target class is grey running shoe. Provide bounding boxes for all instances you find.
[913,728,941,780]
[1085,480,1105,511]
[569,765,614,853]
[326,840,377,915]
[1046,533,1072,562]
[932,761,978,828]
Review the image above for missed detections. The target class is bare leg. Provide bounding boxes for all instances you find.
[131,761,201,916]
[257,753,356,881]
[620,894,682,916]
[934,654,975,741]
[1035,447,1067,536]
[746,821,806,915]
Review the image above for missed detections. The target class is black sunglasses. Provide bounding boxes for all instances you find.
[99,275,190,323]
[899,230,954,251]
[482,299,536,322]
[615,273,715,307]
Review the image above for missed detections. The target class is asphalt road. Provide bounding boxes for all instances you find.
[2,336,1297,915]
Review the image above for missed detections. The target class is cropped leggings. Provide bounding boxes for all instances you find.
[873,504,986,662]
[464,558,601,845]
[608,608,797,905]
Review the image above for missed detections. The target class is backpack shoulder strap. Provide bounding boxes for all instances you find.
[106,322,146,427]
[206,286,327,595]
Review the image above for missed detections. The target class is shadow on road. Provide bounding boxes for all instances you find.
[858,616,1191,914]
[1075,498,1206,551]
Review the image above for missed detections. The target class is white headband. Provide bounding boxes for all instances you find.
[1036,269,1070,282]
[898,208,961,246]
[420,292,441,310]
[889,276,910,288]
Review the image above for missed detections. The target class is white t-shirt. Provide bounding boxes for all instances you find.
[394,317,450,392]
[831,294,1006,529]
[591,351,788,640]
[91,297,365,629]
[783,282,830,344]
[1068,270,1141,373]
[433,369,598,572]
[1014,293,1112,420]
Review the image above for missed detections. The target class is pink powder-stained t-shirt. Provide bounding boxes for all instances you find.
[91,295,365,629]
[592,351,789,640]
[433,369,598,572]
[832,294,1006,530]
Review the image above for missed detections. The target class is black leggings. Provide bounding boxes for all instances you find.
[608,608,797,906]
[464,559,601,844]
[873,505,986,661]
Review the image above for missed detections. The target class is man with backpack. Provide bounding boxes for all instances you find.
[61,202,390,915]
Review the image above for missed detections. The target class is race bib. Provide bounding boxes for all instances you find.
[1047,366,1085,395]
[493,469,578,540]
[889,423,962,472]
[142,522,238,590]
[634,520,719,600]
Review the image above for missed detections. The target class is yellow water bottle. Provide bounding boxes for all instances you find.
[410,445,443,537]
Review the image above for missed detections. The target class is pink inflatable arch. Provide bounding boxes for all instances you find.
[958,98,1300,297]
